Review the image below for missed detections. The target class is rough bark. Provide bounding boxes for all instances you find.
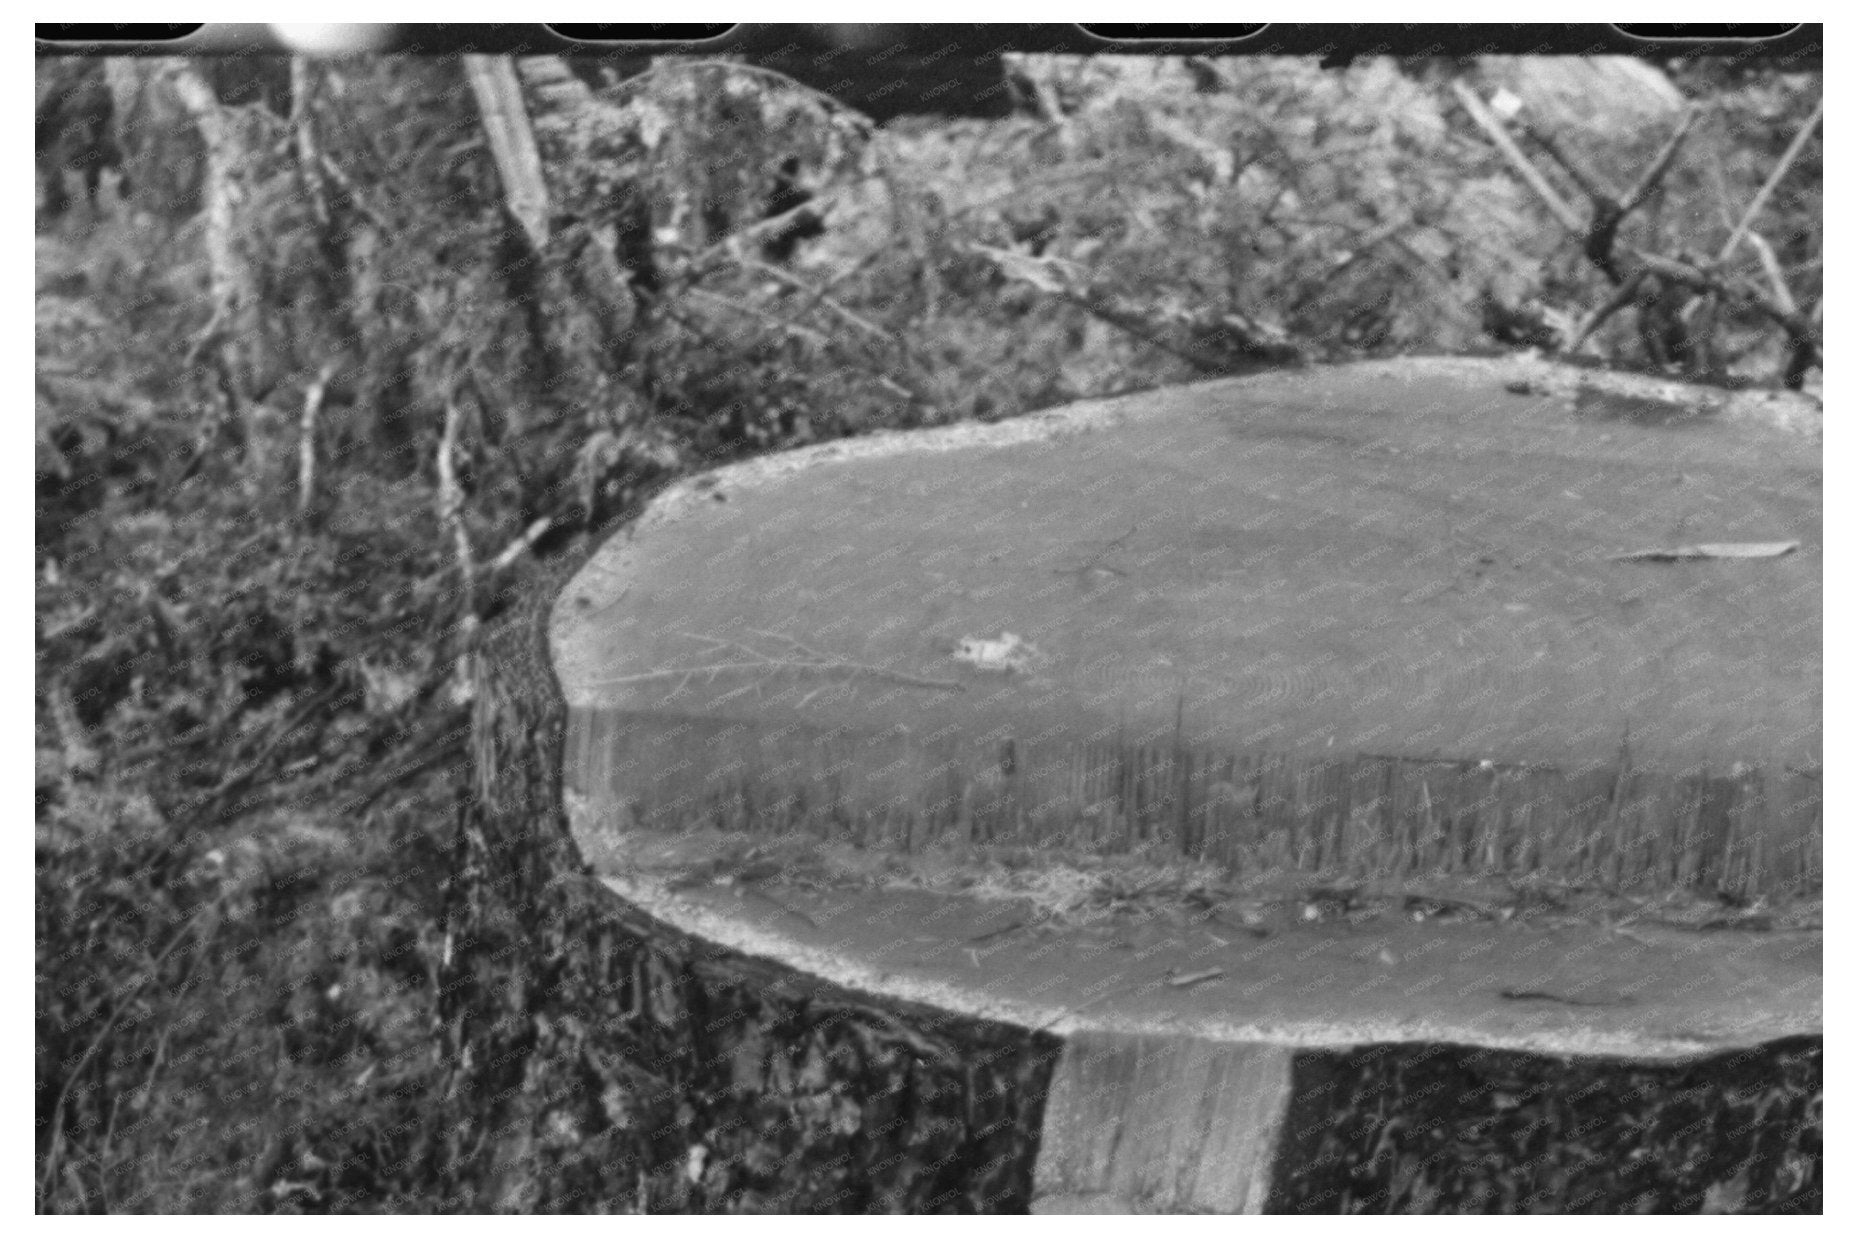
[434,547,1059,1212]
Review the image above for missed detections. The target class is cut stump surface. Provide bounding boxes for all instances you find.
[554,355,1820,1058]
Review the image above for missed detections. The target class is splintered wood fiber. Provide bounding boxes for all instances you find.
[571,706,1820,899]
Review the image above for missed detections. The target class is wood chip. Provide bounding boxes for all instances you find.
[1607,540,1798,562]
[1166,967,1225,989]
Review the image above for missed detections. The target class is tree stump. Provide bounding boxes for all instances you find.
[547,357,1820,1212]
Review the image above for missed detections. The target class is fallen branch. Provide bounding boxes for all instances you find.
[1718,96,1822,266]
[296,360,338,521]
[1450,80,1581,231]
[966,242,1302,374]
[489,516,556,574]
[1454,79,1819,381]
[437,396,477,617]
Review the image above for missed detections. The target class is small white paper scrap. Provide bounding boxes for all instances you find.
[953,631,1040,673]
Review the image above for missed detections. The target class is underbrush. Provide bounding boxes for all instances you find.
[36,765,465,1212]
